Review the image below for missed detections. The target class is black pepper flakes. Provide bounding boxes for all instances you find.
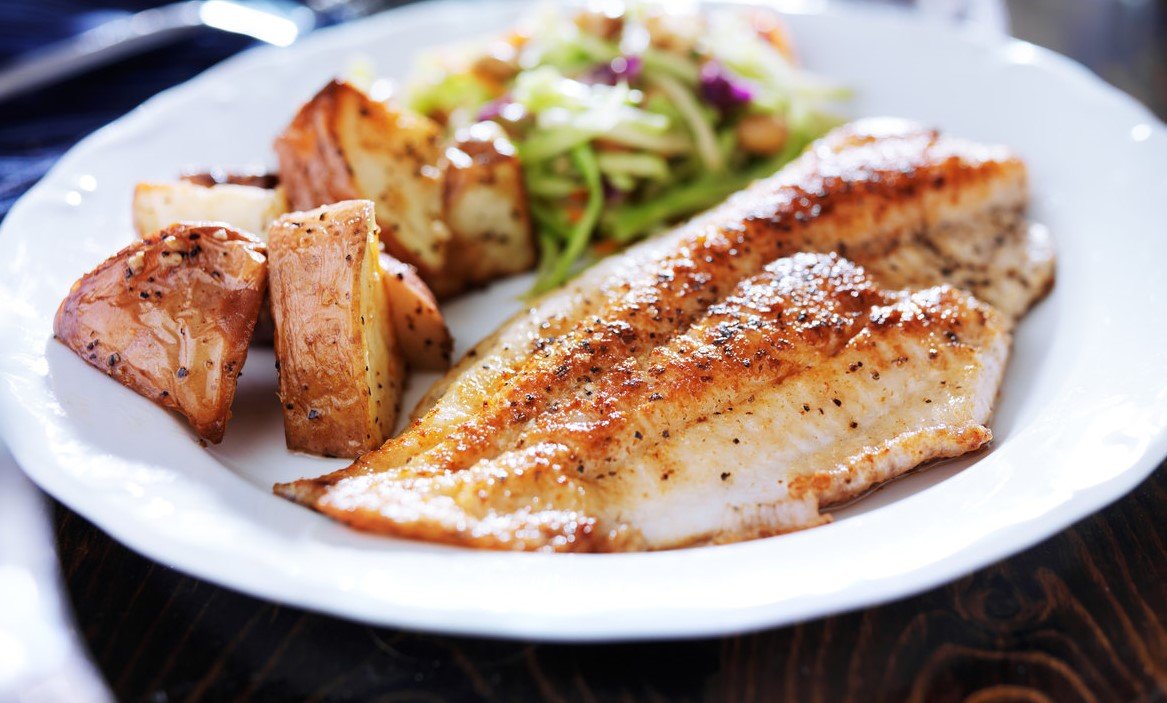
[308,409,321,420]
[176,366,188,378]
[107,353,120,366]
[720,472,731,481]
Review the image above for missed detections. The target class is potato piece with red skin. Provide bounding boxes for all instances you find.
[379,253,452,371]
[274,80,451,282]
[132,180,287,241]
[53,222,267,444]
[268,200,404,458]
[437,121,536,298]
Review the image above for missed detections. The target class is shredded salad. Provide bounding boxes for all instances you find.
[407,2,849,293]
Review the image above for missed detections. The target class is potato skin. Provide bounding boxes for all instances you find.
[273,81,361,211]
[179,168,279,189]
[53,223,268,443]
[437,121,536,298]
[379,253,452,371]
[274,80,450,279]
[267,200,404,458]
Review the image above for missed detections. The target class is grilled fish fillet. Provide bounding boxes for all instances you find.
[280,254,1008,550]
[412,118,1049,423]
[275,119,1050,550]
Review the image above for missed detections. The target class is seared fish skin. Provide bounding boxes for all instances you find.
[279,253,1008,550]
[276,119,1044,550]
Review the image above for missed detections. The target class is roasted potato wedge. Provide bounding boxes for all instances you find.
[267,200,404,458]
[274,80,451,277]
[133,181,287,241]
[379,253,452,371]
[436,121,536,298]
[53,223,268,443]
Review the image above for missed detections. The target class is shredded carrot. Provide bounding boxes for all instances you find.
[592,239,621,256]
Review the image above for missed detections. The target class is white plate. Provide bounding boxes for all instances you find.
[2,0,1166,642]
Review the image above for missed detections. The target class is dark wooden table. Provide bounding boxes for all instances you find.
[10,0,1166,700]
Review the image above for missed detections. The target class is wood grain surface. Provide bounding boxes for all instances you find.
[54,455,1167,703]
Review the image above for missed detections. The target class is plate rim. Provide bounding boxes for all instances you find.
[3,0,1167,642]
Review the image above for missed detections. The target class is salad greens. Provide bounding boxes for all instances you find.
[407,3,849,293]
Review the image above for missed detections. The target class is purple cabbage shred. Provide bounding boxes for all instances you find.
[602,178,627,204]
[699,61,753,112]
[585,55,643,85]
[476,97,510,122]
